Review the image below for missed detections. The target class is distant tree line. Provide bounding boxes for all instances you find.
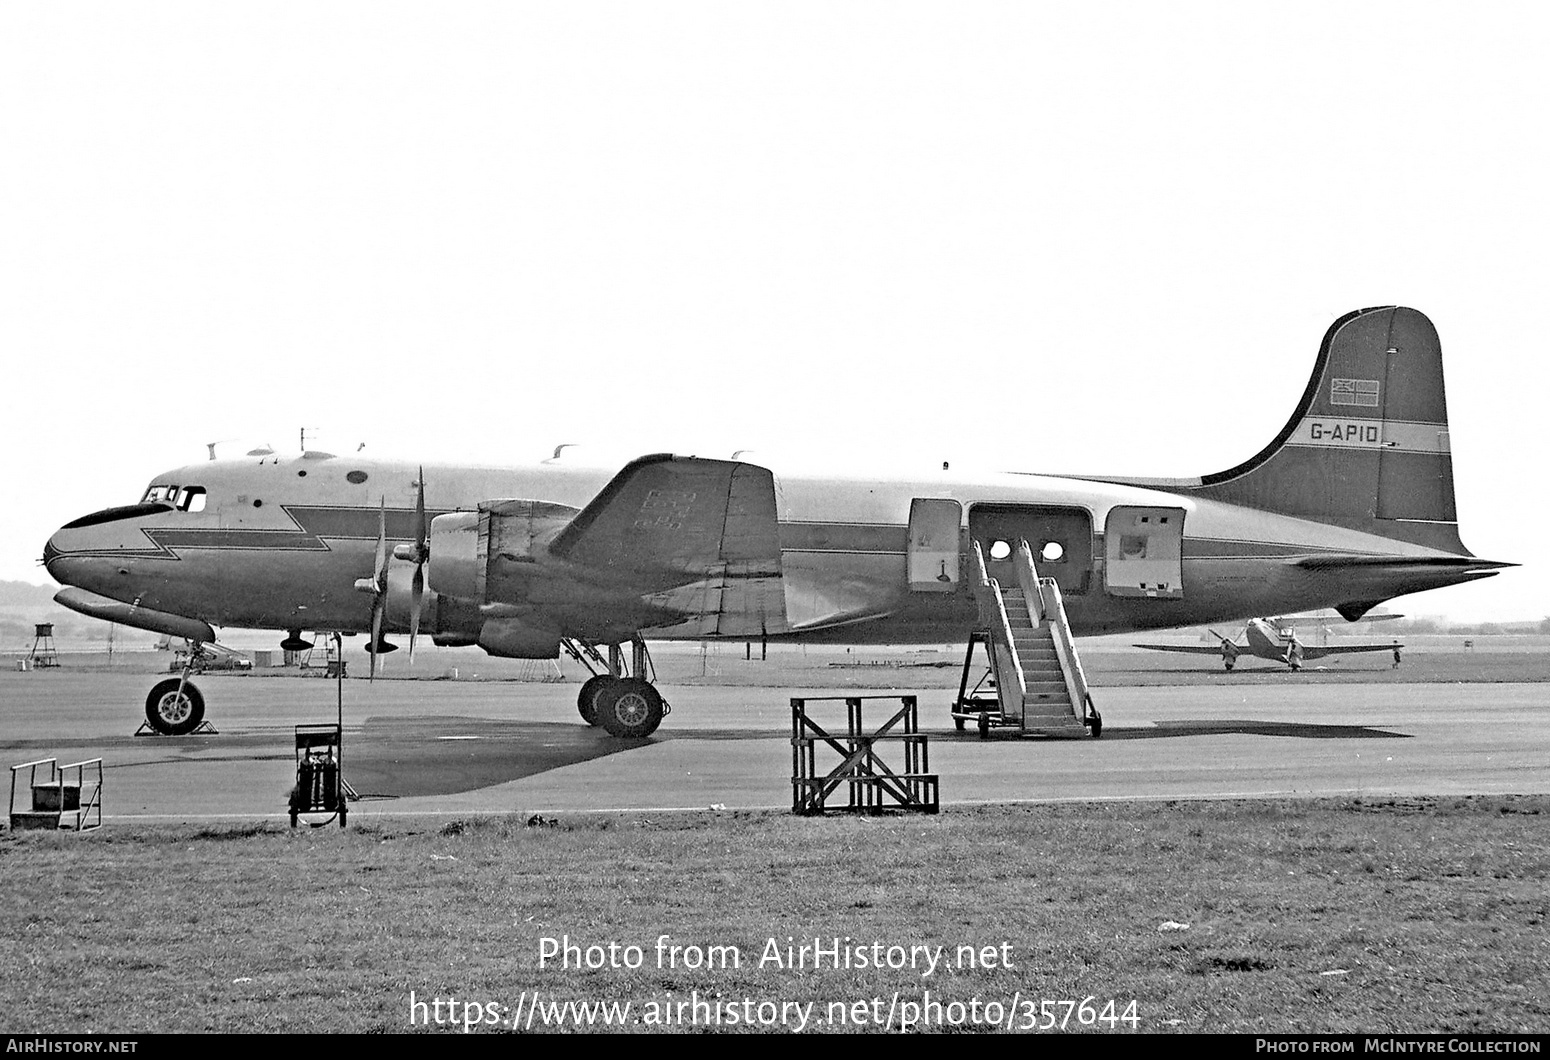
[1386,617,1548,636]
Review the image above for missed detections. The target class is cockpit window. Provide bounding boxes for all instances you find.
[140,485,207,512]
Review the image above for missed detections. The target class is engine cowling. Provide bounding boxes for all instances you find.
[425,500,579,605]
[423,500,581,654]
[425,511,480,601]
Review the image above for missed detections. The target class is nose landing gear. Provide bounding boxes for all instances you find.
[142,676,207,736]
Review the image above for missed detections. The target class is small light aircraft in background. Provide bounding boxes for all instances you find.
[1135,615,1404,671]
[42,306,1508,735]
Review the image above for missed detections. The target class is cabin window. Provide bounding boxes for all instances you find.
[1041,541,1066,563]
[988,539,1012,561]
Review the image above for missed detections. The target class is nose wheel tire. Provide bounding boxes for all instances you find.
[595,678,664,738]
[144,679,206,736]
[577,675,616,726]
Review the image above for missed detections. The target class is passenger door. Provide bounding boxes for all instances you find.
[968,504,1093,595]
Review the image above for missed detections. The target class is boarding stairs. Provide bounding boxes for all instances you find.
[952,540,1099,739]
[9,758,102,831]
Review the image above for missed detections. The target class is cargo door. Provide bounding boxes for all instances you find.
[907,498,962,592]
[1103,506,1184,598]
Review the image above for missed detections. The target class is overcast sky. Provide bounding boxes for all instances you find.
[2,2,1544,622]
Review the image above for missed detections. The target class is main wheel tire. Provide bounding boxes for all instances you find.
[144,679,205,736]
[595,678,664,738]
[577,675,616,726]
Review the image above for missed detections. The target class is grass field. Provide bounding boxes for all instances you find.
[4,637,1546,1034]
[3,796,1547,1034]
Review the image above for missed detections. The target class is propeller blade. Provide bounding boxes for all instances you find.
[408,564,422,664]
[407,468,428,666]
[373,497,388,587]
[415,467,427,557]
[369,597,383,681]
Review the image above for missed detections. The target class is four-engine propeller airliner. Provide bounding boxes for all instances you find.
[43,307,1510,737]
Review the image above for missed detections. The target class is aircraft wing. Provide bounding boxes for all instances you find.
[1299,643,1398,661]
[1133,643,1236,655]
[551,454,781,578]
[545,454,787,636]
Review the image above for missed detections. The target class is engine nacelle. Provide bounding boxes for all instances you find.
[476,616,561,659]
[425,500,579,605]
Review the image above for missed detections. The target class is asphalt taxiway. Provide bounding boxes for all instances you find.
[3,666,1545,822]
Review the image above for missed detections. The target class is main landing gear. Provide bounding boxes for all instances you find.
[565,638,669,738]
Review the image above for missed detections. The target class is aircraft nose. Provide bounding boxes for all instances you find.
[43,527,99,590]
[43,511,142,593]
[42,533,65,580]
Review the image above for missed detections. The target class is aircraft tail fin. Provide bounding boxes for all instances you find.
[1189,306,1470,553]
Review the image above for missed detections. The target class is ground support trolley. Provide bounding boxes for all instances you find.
[289,725,349,828]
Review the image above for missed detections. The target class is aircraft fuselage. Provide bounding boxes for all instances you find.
[44,452,1486,651]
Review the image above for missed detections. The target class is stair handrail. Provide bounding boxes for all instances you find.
[1013,540,1046,627]
[987,577,1028,702]
[1038,578,1093,721]
[970,541,995,627]
[10,758,56,822]
[60,759,103,832]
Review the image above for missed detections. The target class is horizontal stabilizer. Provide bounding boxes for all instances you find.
[1292,554,1512,574]
[1285,554,1509,621]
